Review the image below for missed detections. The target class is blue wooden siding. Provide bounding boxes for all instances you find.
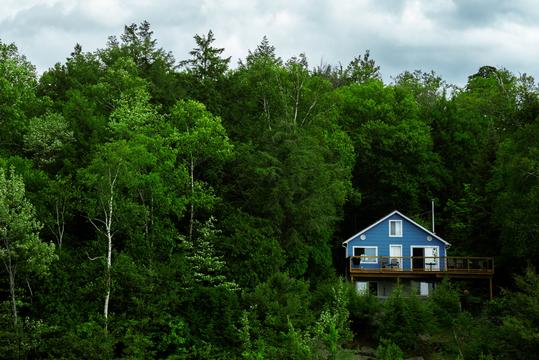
[346,213,447,270]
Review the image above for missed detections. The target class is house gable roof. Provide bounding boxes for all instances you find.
[342,210,451,246]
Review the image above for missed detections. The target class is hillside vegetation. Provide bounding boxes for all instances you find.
[1,22,538,359]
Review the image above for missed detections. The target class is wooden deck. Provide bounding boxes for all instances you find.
[348,256,494,279]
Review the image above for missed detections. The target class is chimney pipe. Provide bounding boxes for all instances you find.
[431,200,435,233]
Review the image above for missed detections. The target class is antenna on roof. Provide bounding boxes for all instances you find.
[431,199,435,233]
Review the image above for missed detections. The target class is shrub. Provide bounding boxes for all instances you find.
[377,287,434,351]
[376,338,404,360]
[428,278,461,328]
[347,285,383,339]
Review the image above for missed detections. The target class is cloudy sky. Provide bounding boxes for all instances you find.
[1,0,539,85]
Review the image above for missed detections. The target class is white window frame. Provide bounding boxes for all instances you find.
[352,246,378,264]
[389,244,403,269]
[389,220,403,237]
[419,282,430,296]
[410,245,441,270]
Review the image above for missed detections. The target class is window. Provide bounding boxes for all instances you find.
[389,220,402,237]
[353,246,378,263]
[419,282,429,296]
[355,281,378,296]
[355,281,368,294]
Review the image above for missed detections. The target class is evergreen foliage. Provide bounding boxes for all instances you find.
[0,23,538,358]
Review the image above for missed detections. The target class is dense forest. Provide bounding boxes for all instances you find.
[1,22,539,359]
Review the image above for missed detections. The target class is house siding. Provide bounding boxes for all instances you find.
[346,213,447,270]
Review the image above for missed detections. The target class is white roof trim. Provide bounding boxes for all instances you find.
[342,210,451,246]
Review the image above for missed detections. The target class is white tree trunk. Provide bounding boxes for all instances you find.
[189,155,194,242]
[52,200,65,250]
[89,167,118,331]
[103,168,116,329]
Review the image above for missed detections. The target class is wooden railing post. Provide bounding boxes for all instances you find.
[346,256,493,275]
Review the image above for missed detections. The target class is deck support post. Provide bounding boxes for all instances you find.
[489,277,493,300]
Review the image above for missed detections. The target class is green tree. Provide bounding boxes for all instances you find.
[312,280,352,359]
[180,30,230,81]
[428,278,461,328]
[377,287,434,351]
[0,41,39,152]
[23,112,74,169]
[80,145,121,329]
[78,89,188,330]
[180,30,231,113]
[498,267,539,358]
[223,49,354,278]
[335,80,442,226]
[217,209,284,289]
[491,119,539,270]
[169,100,233,241]
[376,339,404,360]
[345,50,382,84]
[246,273,314,343]
[103,21,178,108]
[179,217,238,291]
[0,167,56,328]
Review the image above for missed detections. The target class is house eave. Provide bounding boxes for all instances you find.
[342,210,451,247]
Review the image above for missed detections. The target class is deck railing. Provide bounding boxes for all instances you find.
[349,256,494,274]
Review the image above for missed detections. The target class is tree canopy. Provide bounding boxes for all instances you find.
[0,24,538,359]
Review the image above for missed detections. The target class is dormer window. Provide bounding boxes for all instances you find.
[389,220,402,237]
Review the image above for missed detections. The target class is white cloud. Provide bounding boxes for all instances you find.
[78,0,131,27]
[0,0,538,85]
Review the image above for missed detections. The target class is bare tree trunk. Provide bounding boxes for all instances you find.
[2,238,18,328]
[89,167,118,331]
[189,155,195,242]
[103,168,116,330]
[51,200,65,250]
[8,261,17,327]
[292,73,304,127]
[263,96,272,130]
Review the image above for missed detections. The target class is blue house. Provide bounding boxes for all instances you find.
[343,210,494,297]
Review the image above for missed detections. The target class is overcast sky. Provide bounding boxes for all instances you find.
[1,0,539,86]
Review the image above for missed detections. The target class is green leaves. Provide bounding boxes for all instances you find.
[179,217,238,291]
[180,30,230,82]
[0,166,55,273]
[491,120,539,263]
[0,166,56,334]
[109,87,160,138]
[377,287,434,351]
[336,80,442,218]
[3,21,539,359]
[0,41,39,151]
[170,99,233,163]
[23,112,74,168]
[345,50,382,84]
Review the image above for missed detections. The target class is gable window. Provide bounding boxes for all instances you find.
[389,220,402,237]
[353,246,378,263]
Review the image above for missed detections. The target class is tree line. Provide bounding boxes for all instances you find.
[1,21,538,359]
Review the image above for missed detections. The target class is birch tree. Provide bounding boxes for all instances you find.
[170,100,233,241]
[79,144,123,330]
